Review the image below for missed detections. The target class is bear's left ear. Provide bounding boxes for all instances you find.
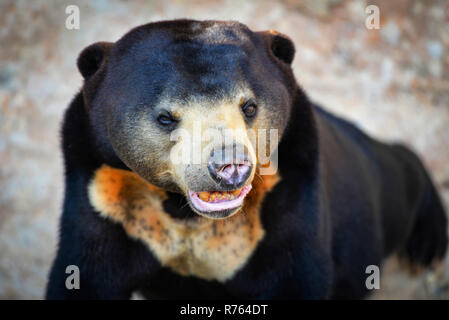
[77,42,113,79]
[258,30,295,65]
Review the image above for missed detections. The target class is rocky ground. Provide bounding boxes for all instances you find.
[0,0,448,299]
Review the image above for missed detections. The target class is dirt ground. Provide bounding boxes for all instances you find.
[0,0,448,299]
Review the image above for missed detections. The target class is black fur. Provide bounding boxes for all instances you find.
[46,20,448,299]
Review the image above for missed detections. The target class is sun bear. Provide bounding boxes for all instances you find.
[46,19,448,299]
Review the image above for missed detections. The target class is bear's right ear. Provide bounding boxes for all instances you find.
[258,30,295,65]
[77,42,113,79]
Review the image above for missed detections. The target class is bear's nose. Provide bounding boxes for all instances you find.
[208,145,252,188]
[208,162,251,187]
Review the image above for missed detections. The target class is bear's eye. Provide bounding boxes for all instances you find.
[157,111,178,127]
[241,100,257,119]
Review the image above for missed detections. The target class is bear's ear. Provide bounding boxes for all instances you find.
[77,42,113,79]
[259,30,295,65]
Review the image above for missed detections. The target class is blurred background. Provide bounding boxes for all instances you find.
[0,0,448,299]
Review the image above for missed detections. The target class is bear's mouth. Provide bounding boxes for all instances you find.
[187,184,252,219]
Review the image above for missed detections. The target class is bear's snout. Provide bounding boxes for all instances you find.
[207,144,252,189]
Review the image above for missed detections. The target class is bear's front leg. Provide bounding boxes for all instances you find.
[46,199,159,300]
[225,238,334,299]
[46,251,132,300]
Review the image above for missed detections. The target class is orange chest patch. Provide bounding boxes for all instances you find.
[88,165,279,282]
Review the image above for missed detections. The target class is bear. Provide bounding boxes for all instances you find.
[46,19,448,299]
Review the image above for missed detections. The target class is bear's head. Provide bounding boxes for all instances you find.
[77,20,298,219]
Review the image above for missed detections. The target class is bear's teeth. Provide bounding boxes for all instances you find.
[198,191,210,202]
[231,189,241,196]
[197,188,243,203]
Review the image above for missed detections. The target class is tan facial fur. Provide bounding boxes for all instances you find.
[166,93,258,193]
[88,165,280,282]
